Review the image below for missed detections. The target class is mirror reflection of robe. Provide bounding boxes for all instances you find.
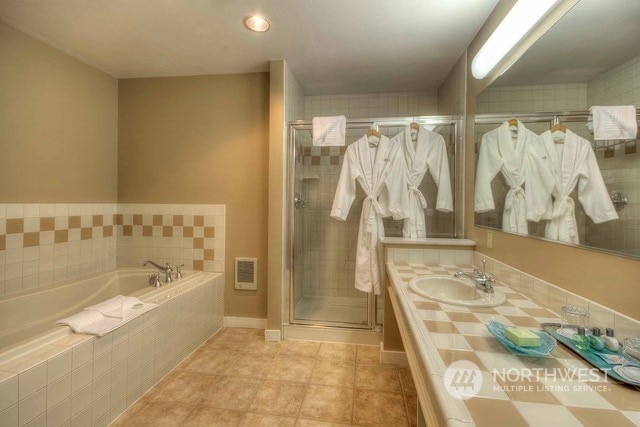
[330,134,409,294]
[474,121,543,234]
[393,125,453,238]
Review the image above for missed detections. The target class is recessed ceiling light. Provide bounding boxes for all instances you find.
[243,15,270,32]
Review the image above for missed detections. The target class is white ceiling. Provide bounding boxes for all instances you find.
[495,0,640,87]
[0,0,498,94]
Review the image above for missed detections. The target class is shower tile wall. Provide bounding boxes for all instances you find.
[0,203,117,297]
[475,83,588,114]
[115,204,226,272]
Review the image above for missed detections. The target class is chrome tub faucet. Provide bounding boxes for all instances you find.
[143,260,174,284]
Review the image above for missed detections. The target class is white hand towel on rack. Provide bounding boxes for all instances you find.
[590,105,637,140]
[312,116,346,146]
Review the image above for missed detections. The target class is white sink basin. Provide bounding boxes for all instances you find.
[408,275,506,307]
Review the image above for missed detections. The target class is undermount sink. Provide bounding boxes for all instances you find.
[408,275,506,307]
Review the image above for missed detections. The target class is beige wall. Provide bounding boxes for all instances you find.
[0,21,118,202]
[464,1,640,320]
[118,73,270,319]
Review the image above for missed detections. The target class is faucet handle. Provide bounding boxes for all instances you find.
[164,262,173,272]
[175,264,184,279]
[481,259,487,273]
[148,272,161,287]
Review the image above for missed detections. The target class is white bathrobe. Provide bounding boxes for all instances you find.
[474,121,545,234]
[537,129,618,244]
[331,134,409,294]
[392,125,453,238]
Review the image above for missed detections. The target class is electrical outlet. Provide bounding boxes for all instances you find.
[487,231,493,249]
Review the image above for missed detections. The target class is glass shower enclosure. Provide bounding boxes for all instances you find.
[287,117,461,330]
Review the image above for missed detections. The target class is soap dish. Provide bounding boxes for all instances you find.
[487,321,557,358]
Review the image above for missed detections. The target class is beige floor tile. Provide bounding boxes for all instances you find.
[268,355,316,383]
[110,401,145,426]
[239,412,297,426]
[200,375,262,411]
[399,366,416,395]
[299,384,353,424]
[280,340,321,358]
[182,405,243,426]
[355,363,401,392]
[353,389,408,426]
[244,335,282,356]
[145,372,216,405]
[295,419,351,426]
[405,393,418,427]
[317,342,356,361]
[356,345,380,364]
[183,350,238,374]
[310,360,355,388]
[248,380,307,417]
[224,354,276,378]
[124,402,194,426]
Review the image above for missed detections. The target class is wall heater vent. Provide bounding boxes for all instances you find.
[235,257,258,290]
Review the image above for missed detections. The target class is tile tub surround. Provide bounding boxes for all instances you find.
[388,262,640,426]
[112,332,418,426]
[115,204,225,273]
[0,272,224,427]
[0,203,117,298]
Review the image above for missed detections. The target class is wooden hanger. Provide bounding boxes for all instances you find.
[508,119,518,127]
[410,122,420,131]
[551,123,567,133]
[367,129,381,139]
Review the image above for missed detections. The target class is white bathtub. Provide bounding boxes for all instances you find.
[0,269,204,360]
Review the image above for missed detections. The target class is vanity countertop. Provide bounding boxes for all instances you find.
[387,261,640,427]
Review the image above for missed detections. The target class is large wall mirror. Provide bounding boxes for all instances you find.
[474,0,640,259]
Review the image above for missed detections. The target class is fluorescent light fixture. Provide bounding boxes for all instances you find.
[472,0,559,79]
[243,15,270,32]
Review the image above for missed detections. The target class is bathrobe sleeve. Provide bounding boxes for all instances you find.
[426,137,453,212]
[577,147,619,224]
[330,148,358,220]
[474,131,503,212]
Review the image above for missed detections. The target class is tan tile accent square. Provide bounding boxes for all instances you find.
[40,217,54,231]
[182,406,242,427]
[356,363,401,392]
[248,380,306,417]
[353,389,407,426]
[200,376,261,411]
[280,340,321,358]
[568,406,636,427]
[23,232,39,247]
[496,376,560,404]
[193,237,203,249]
[54,230,68,244]
[153,215,162,226]
[595,381,640,411]
[69,216,82,229]
[447,312,480,323]
[92,215,103,226]
[162,226,173,237]
[465,397,528,426]
[142,225,152,237]
[133,214,143,225]
[204,227,215,238]
[114,214,123,225]
[437,349,484,368]
[414,300,440,310]
[193,260,203,271]
[147,372,215,405]
[103,225,113,237]
[81,227,92,240]
[311,156,321,166]
[310,360,355,388]
[521,308,557,318]
[6,218,23,234]
[317,342,356,362]
[0,235,5,251]
[204,249,215,261]
[183,226,194,238]
[238,412,296,426]
[194,215,204,227]
[126,402,194,426]
[123,225,133,236]
[173,215,183,226]
[268,356,315,383]
[299,385,353,423]
[423,321,459,334]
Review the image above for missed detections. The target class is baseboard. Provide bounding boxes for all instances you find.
[380,343,408,365]
[222,316,268,329]
[264,329,282,342]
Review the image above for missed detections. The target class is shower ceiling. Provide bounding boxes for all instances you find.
[0,0,498,94]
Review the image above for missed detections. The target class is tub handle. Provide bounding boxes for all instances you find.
[148,272,161,288]
[176,264,185,279]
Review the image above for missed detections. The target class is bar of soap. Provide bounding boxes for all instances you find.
[505,327,541,347]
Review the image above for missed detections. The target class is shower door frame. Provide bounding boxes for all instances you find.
[286,116,463,330]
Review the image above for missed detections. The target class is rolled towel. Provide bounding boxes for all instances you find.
[312,116,346,146]
[590,105,637,140]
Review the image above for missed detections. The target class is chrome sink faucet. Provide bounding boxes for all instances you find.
[454,259,495,294]
[143,260,173,284]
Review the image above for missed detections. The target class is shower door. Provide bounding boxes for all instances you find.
[288,117,461,329]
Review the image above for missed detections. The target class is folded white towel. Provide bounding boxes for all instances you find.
[590,105,637,140]
[58,298,157,336]
[312,116,346,146]
[86,295,125,318]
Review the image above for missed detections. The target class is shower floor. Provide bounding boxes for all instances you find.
[294,295,383,326]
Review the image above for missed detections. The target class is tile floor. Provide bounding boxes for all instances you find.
[111,328,417,426]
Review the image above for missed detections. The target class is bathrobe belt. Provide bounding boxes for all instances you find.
[504,185,526,233]
[408,185,428,210]
[363,195,385,245]
[552,196,577,239]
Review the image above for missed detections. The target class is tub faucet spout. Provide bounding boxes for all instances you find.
[143,260,173,284]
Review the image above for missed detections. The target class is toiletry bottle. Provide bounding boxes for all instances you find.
[588,327,605,351]
[602,328,620,352]
[572,327,591,351]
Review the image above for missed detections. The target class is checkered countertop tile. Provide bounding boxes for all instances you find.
[388,262,640,427]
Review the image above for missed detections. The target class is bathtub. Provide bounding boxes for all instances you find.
[0,268,224,426]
